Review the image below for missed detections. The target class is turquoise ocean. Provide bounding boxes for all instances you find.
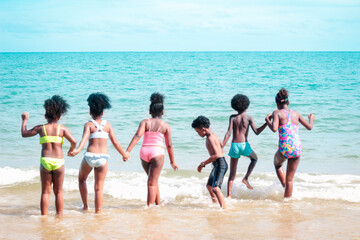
[0,52,360,239]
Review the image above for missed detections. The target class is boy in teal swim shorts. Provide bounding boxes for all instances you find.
[222,94,267,198]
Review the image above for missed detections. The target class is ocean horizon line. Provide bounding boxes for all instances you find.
[1,50,360,54]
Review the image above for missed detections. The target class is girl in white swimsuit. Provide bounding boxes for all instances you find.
[69,93,128,213]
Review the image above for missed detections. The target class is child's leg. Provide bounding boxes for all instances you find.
[40,165,52,215]
[156,184,160,205]
[145,156,164,206]
[52,165,65,215]
[274,150,287,188]
[206,185,218,203]
[284,156,300,198]
[227,157,238,198]
[94,162,108,213]
[243,151,258,189]
[78,159,93,211]
[212,187,226,209]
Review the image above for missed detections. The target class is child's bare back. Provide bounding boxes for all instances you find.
[229,113,253,143]
[222,94,267,195]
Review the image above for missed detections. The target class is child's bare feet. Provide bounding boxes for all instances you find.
[211,197,218,203]
[227,195,232,199]
[242,178,253,189]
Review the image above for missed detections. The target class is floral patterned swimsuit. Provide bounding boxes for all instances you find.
[278,109,302,158]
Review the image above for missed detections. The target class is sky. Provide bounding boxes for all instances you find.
[0,0,359,52]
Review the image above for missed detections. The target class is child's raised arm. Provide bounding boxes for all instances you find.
[21,112,42,137]
[164,124,178,171]
[299,113,315,130]
[125,120,146,157]
[108,123,128,159]
[222,116,234,148]
[249,116,267,135]
[62,126,77,155]
[68,123,90,156]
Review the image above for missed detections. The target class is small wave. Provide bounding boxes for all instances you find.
[1,167,360,203]
[0,167,38,185]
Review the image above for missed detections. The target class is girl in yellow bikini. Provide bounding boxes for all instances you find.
[21,95,77,215]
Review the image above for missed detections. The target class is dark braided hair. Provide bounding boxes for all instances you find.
[87,92,111,118]
[149,92,164,117]
[275,88,289,106]
[44,95,69,121]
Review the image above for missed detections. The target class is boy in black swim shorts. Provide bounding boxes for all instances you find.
[192,116,228,209]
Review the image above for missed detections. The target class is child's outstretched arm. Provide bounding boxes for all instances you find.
[164,125,178,171]
[68,123,90,156]
[249,116,267,135]
[62,126,77,155]
[222,116,234,148]
[108,123,128,160]
[21,112,42,137]
[299,113,315,130]
[125,120,146,159]
[265,111,278,132]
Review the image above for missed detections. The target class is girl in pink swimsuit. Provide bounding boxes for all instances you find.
[266,88,315,198]
[125,93,178,206]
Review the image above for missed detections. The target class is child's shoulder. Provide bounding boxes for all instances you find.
[229,113,239,120]
[33,124,43,131]
[208,131,220,140]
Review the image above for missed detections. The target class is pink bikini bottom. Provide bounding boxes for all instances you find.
[140,146,165,162]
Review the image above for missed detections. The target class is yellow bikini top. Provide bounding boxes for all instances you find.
[39,124,64,145]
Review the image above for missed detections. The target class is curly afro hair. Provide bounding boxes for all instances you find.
[149,92,164,117]
[44,95,69,121]
[231,94,250,114]
[192,115,210,129]
[87,92,111,117]
[275,88,289,105]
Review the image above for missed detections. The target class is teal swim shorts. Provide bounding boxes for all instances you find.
[228,142,253,158]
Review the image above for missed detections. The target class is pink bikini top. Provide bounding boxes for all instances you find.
[142,119,165,148]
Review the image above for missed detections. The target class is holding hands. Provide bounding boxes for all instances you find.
[123,151,130,162]
[68,149,80,157]
[265,113,272,122]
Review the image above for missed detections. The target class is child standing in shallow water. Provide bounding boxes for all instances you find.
[21,95,77,215]
[192,116,228,209]
[265,88,314,198]
[222,94,267,198]
[125,93,178,206]
[69,93,128,213]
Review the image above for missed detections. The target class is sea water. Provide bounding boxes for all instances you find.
[0,52,360,239]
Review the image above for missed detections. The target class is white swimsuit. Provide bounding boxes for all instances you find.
[89,120,109,139]
[85,120,110,168]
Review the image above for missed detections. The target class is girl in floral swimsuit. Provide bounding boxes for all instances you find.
[266,88,315,198]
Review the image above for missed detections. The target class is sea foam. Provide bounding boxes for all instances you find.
[1,167,360,203]
[0,167,38,185]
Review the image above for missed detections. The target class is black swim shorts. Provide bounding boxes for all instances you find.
[207,157,228,189]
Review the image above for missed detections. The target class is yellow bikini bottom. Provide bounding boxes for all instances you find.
[40,157,64,171]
